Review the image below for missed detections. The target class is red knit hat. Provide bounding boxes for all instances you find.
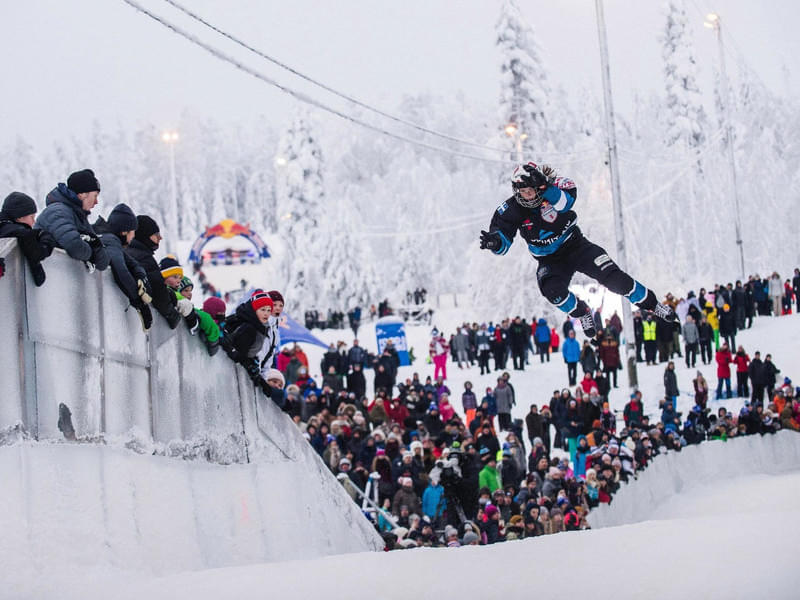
[251,291,273,312]
[268,290,284,304]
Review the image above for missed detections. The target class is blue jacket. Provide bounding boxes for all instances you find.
[535,319,550,343]
[422,483,445,518]
[562,337,581,363]
[35,184,108,269]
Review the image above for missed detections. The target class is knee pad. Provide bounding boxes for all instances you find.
[537,265,576,313]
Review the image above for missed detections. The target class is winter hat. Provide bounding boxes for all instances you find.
[106,203,137,233]
[159,255,183,280]
[66,169,100,194]
[444,525,458,539]
[339,457,351,466]
[484,504,499,518]
[462,531,479,544]
[135,215,160,241]
[250,291,273,312]
[265,368,285,387]
[548,467,561,477]
[1,192,37,220]
[410,440,423,453]
[178,276,194,293]
[533,437,543,446]
[267,290,284,304]
[202,296,226,317]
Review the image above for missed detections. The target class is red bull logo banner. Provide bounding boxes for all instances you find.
[188,219,271,266]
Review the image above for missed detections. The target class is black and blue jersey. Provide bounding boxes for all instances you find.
[488,177,579,258]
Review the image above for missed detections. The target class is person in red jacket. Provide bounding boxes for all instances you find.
[733,346,750,398]
[715,343,734,400]
[550,327,560,353]
[580,372,597,395]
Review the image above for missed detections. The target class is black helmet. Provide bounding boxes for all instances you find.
[511,162,547,208]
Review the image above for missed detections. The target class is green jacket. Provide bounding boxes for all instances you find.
[479,464,501,493]
[175,291,220,343]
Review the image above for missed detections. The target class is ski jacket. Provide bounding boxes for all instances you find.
[125,239,182,328]
[494,384,514,414]
[0,217,54,285]
[35,184,109,269]
[488,175,580,258]
[580,345,598,373]
[93,218,147,305]
[562,337,581,363]
[664,369,679,397]
[478,464,501,493]
[623,401,643,427]
[476,330,491,352]
[550,328,560,349]
[598,337,621,370]
[682,321,699,344]
[222,301,268,364]
[462,390,477,411]
[429,336,449,357]
[534,319,550,343]
[734,352,750,373]
[715,349,733,378]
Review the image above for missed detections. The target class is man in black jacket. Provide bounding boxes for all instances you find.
[0,192,55,286]
[94,203,153,330]
[35,169,108,272]
[124,215,182,328]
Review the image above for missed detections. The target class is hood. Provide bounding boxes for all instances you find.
[538,318,548,326]
[234,300,268,334]
[46,183,85,214]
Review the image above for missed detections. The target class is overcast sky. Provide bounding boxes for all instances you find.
[2,0,798,148]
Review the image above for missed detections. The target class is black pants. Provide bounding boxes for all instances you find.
[736,372,749,397]
[605,366,618,387]
[723,333,736,350]
[644,340,657,363]
[494,347,505,370]
[535,233,655,314]
[685,343,698,368]
[478,350,490,374]
[700,340,712,364]
[537,342,550,363]
[567,362,577,386]
[512,349,525,370]
[635,339,643,362]
[498,412,512,431]
[752,385,765,405]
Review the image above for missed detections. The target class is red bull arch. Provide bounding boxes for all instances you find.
[188,219,271,266]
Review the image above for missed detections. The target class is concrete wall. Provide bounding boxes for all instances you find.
[0,240,383,561]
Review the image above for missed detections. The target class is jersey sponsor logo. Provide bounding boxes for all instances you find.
[594,253,613,270]
[497,201,509,215]
[541,204,557,223]
[521,218,534,230]
[538,229,554,239]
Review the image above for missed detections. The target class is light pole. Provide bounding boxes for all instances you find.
[595,0,638,391]
[504,123,527,162]
[704,13,746,280]
[161,130,179,254]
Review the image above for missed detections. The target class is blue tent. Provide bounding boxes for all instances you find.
[277,314,328,348]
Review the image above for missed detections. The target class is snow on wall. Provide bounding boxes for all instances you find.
[0,442,376,576]
[0,240,382,559]
[587,430,800,529]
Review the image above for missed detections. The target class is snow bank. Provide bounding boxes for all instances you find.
[0,441,376,580]
[587,430,800,528]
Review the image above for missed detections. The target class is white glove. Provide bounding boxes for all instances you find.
[84,261,96,274]
[137,280,152,304]
[176,298,194,317]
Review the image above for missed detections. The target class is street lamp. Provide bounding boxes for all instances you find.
[504,123,525,162]
[704,12,746,279]
[162,130,179,253]
[594,0,638,391]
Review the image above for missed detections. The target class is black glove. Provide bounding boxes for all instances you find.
[522,163,549,189]
[479,230,501,252]
[245,359,261,382]
[80,233,103,250]
[0,257,5,280]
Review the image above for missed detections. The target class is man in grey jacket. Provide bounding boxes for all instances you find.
[682,314,699,369]
[35,169,108,272]
[494,376,515,431]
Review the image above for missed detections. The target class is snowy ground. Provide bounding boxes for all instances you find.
[9,433,799,600]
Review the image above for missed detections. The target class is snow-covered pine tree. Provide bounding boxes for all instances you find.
[496,0,551,157]
[275,110,325,314]
[660,0,709,274]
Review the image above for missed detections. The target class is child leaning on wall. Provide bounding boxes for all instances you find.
[159,262,220,356]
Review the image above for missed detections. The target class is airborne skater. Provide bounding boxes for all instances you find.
[480,162,676,338]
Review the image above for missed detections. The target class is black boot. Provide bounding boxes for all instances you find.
[57,403,77,441]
